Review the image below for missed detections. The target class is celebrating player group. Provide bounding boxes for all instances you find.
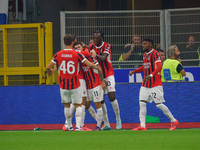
[46,31,178,131]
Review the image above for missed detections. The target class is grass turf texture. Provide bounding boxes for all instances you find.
[0,129,199,150]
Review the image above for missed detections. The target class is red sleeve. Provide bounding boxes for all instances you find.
[104,43,111,53]
[80,50,91,58]
[52,52,59,63]
[133,65,144,73]
[151,61,162,76]
[84,48,89,53]
[89,44,94,51]
[78,52,86,63]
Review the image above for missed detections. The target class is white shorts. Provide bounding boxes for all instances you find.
[87,85,103,103]
[60,86,82,104]
[79,79,87,97]
[139,86,165,103]
[104,75,116,94]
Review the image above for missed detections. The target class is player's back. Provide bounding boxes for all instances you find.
[53,49,85,89]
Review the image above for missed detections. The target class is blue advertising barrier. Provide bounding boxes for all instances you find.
[114,67,200,83]
[0,13,7,25]
[0,82,200,125]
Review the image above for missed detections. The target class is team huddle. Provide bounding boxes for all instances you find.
[46,31,178,131]
[46,31,121,131]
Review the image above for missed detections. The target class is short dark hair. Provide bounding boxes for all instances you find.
[73,41,83,47]
[93,30,104,39]
[157,49,164,53]
[143,38,154,46]
[70,33,76,42]
[63,34,73,46]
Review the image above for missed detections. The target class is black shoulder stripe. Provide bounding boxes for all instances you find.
[78,53,84,60]
[91,45,94,50]
[90,56,96,64]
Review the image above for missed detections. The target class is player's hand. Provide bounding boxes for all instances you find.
[81,42,87,49]
[129,71,134,76]
[81,42,85,47]
[144,75,151,81]
[90,49,97,57]
[47,69,54,77]
[101,80,106,90]
[97,67,102,74]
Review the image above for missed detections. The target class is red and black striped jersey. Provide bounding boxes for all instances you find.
[142,49,162,88]
[89,42,114,78]
[52,49,86,90]
[77,48,90,80]
[79,50,101,89]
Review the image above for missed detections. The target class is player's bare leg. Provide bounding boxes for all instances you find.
[108,92,122,129]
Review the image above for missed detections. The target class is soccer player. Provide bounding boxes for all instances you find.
[129,38,178,131]
[74,42,106,131]
[46,34,102,131]
[89,30,122,130]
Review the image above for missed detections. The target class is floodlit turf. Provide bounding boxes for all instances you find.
[0,129,199,150]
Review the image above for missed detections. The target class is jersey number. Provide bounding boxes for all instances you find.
[94,91,98,97]
[151,92,157,98]
[60,60,75,74]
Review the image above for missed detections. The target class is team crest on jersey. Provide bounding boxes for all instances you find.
[143,54,148,59]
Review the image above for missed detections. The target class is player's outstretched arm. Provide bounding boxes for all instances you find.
[90,50,108,62]
[96,53,108,62]
[129,65,144,76]
[83,59,102,73]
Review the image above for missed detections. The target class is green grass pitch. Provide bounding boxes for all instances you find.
[0,129,199,150]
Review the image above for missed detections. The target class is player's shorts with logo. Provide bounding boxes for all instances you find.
[79,79,87,97]
[139,86,165,103]
[87,85,103,102]
[103,75,116,94]
[60,86,82,104]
